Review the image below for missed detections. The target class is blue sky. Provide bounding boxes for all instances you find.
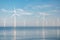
[0,0,60,26]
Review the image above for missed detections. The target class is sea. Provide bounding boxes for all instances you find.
[0,26,60,40]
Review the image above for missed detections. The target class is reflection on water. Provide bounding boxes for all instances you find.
[0,26,60,40]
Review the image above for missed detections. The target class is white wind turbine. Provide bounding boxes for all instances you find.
[22,12,32,38]
[23,12,32,27]
[3,14,11,40]
[36,16,40,26]
[3,8,20,40]
[3,18,6,40]
[39,12,50,40]
[57,18,60,40]
[4,18,6,27]
[24,18,26,27]
[11,8,19,40]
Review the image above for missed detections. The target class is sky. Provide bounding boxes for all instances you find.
[0,0,60,26]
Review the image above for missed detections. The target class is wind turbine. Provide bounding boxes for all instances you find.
[23,17,26,27]
[3,18,6,40]
[39,12,50,40]
[4,18,6,27]
[23,12,32,38]
[11,8,19,40]
[23,12,32,26]
[36,16,40,26]
[3,14,12,40]
[3,8,20,40]
[57,18,60,40]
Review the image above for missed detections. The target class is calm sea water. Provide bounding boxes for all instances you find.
[0,26,60,40]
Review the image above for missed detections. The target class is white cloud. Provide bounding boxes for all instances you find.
[32,5,51,9]
[52,10,60,12]
[22,12,32,15]
[16,9,33,15]
[37,5,51,8]
[38,12,51,16]
[16,9,24,12]
[1,9,8,12]
[1,9,13,13]
[48,10,60,13]
[0,8,33,16]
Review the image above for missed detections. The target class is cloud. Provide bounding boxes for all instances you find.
[24,4,52,10]
[48,10,60,13]
[16,9,33,15]
[32,5,52,9]
[1,9,13,13]
[16,9,24,12]
[1,9,8,12]
[37,5,51,8]
[22,12,32,15]
[51,10,60,12]
[38,12,51,16]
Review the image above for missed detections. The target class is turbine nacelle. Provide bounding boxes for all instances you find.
[11,8,20,17]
